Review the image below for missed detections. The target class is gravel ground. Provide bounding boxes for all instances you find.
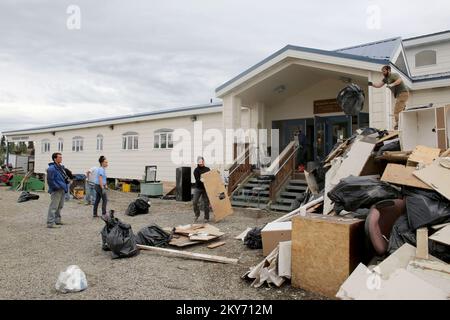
[0,186,325,300]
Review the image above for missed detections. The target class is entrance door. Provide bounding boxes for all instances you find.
[314,115,352,160]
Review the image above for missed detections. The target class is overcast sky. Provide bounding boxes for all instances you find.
[1,0,449,133]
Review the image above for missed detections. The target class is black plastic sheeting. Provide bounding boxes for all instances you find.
[136,224,172,247]
[337,84,365,116]
[125,197,151,216]
[102,213,139,259]
[17,191,40,203]
[244,227,264,249]
[375,140,401,157]
[404,187,450,230]
[388,215,450,263]
[328,176,401,214]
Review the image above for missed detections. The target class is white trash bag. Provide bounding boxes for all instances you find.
[55,265,88,293]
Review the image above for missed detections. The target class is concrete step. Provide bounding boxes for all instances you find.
[293,172,306,180]
[238,189,270,196]
[289,179,308,186]
[285,185,307,192]
[280,191,304,199]
[275,198,297,205]
[231,200,268,209]
[242,183,270,189]
[270,204,293,212]
[232,195,270,203]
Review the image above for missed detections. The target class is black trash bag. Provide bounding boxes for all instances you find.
[388,215,450,263]
[125,196,151,216]
[337,83,365,116]
[100,211,119,251]
[17,191,40,203]
[136,224,172,247]
[403,187,450,230]
[375,140,401,157]
[106,220,140,259]
[244,227,263,249]
[328,176,401,214]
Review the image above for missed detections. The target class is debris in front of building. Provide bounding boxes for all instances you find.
[17,191,40,203]
[125,196,151,216]
[55,265,88,294]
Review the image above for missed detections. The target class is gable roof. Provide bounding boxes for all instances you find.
[335,37,402,60]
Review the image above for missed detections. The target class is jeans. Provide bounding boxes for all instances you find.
[47,189,65,226]
[193,188,210,220]
[394,91,409,128]
[85,182,96,205]
[93,185,108,216]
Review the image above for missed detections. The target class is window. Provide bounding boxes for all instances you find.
[154,129,174,149]
[41,140,51,153]
[415,50,437,67]
[57,138,64,152]
[96,134,103,151]
[122,132,139,150]
[72,136,84,152]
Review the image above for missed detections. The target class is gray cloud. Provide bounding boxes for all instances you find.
[1,0,450,132]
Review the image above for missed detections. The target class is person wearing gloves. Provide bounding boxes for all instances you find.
[369,65,409,130]
[192,156,211,223]
[46,152,70,228]
[93,156,109,218]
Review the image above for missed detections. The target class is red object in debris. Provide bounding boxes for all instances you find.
[298,165,305,173]
[0,173,13,185]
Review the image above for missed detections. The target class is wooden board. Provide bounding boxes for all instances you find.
[291,214,366,298]
[408,145,441,165]
[381,163,432,190]
[169,235,201,247]
[234,227,252,240]
[207,241,226,249]
[416,228,429,259]
[278,241,292,279]
[201,170,233,222]
[377,131,399,143]
[429,225,450,246]
[414,159,450,200]
[137,244,238,264]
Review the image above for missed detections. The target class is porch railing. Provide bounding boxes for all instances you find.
[267,141,298,201]
[227,146,253,195]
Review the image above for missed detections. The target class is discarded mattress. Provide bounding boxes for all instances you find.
[17,191,40,203]
[327,176,401,214]
[136,224,172,247]
[337,83,365,116]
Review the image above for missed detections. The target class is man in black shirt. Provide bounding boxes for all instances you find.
[193,156,211,223]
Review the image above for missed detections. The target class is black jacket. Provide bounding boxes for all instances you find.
[193,165,210,190]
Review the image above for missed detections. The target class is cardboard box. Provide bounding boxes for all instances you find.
[291,214,366,298]
[261,222,292,256]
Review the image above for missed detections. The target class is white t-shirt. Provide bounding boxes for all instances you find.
[88,167,98,183]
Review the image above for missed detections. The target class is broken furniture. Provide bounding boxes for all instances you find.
[261,222,292,256]
[400,104,450,151]
[291,214,366,298]
[168,224,225,247]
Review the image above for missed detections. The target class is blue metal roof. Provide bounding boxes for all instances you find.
[2,103,223,134]
[215,45,389,93]
[335,37,402,60]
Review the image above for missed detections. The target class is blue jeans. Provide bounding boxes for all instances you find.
[85,182,96,204]
[65,183,71,201]
[93,185,108,216]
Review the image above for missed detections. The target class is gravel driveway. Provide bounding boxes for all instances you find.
[0,186,324,300]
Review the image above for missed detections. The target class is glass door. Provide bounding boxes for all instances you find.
[314,116,326,160]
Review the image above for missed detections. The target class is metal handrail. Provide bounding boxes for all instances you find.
[268,143,298,177]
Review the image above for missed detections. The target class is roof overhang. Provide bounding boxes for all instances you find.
[403,30,450,48]
[2,104,222,137]
[215,45,388,98]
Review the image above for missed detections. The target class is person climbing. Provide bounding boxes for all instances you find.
[369,65,409,130]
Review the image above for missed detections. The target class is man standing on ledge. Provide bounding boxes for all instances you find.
[47,152,69,228]
[369,65,409,130]
[193,156,211,223]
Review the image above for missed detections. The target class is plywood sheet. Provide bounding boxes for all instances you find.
[202,170,233,222]
[378,131,399,143]
[381,164,432,189]
[429,225,450,246]
[291,214,365,298]
[413,159,450,200]
[278,241,292,279]
[408,145,441,165]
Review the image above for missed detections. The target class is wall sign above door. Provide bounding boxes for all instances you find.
[314,99,341,114]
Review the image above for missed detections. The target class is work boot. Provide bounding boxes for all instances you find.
[55,222,65,226]
[47,224,61,229]
[193,216,199,223]
[204,218,210,223]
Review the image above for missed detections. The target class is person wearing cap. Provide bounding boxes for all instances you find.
[193,156,211,223]
[369,65,409,130]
